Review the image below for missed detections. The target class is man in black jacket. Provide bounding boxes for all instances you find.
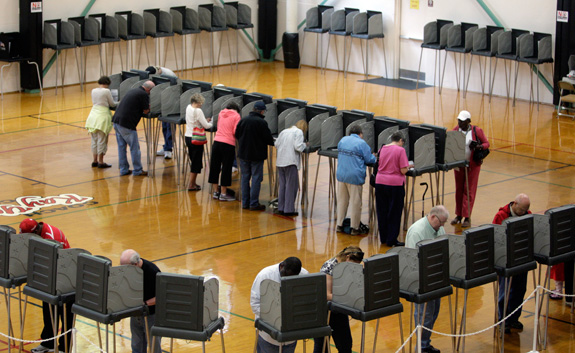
[235,101,275,210]
[113,81,155,176]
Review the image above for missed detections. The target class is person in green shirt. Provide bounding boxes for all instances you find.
[404,205,449,353]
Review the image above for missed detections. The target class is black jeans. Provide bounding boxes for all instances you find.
[41,301,73,351]
[375,183,405,246]
[312,312,352,353]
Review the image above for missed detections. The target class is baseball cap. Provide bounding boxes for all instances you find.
[254,101,267,111]
[457,110,471,121]
[19,218,38,233]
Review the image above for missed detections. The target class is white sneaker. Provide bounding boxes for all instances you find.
[232,166,238,173]
[156,149,165,156]
[164,151,173,159]
[31,344,53,353]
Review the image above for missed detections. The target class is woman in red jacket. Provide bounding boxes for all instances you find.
[451,110,490,228]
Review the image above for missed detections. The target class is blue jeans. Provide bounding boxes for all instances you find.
[240,159,264,208]
[498,272,528,323]
[130,315,161,353]
[114,123,143,175]
[161,122,173,151]
[414,298,440,349]
[257,335,296,353]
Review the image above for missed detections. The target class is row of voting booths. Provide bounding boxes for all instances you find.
[0,225,226,353]
[107,67,471,226]
[42,3,257,94]
[2,204,573,352]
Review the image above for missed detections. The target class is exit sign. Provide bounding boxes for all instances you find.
[31,2,42,13]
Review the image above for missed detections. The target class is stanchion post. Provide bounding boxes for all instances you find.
[527,286,541,353]
[417,324,422,353]
[72,328,77,353]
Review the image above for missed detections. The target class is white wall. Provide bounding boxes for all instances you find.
[399,0,557,103]
[0,0,259,92]
[1,0,559,103]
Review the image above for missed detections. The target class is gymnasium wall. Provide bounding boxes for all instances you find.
[0,0,558,103]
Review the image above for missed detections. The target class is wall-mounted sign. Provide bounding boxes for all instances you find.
[31,1,42,13]
[557,10,569,23]
[410,0,420,10]
[0,194,94,216]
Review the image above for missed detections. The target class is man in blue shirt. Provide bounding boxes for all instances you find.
[336,125,376,235]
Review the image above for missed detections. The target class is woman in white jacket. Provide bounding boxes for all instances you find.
[184,93,212,191]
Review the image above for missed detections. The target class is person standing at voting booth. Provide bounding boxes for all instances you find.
[113,80,155,176]
[250,257,309,353]
[235,101,275,210]
[85,76,116,169]
[312,246,364,353]
[274,120,308,216]
[184,93,212,191]
[451,110,490,228]
[19,219,72,353]
[405,205,449,353]
[493,193,531,333]
[208,101,242,201]
[374,131,411,246]
[120,249,162,353]
[146,66,177,160]
[336,125,376,235]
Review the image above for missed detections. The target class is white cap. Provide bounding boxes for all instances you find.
[457,110,471,121]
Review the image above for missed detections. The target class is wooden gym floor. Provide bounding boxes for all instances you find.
[1,61,574,352]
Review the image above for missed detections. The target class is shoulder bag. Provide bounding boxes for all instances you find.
[191,108,208,145]
[472,125,490,164]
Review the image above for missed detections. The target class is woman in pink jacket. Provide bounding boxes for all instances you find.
[451,110,490,228]
[208,102,241,201]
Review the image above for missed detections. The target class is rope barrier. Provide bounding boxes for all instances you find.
[0,286,571,351]
[394,327,419,353]
[0,328,72,344]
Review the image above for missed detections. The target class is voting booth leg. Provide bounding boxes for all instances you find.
[457,289,470,353]
[151,336,157,353]
[113,323,117,353]
[535,266,551,350]
[3,288,14,351]
[96,323,103,350]
[499,277,513,353]
[48,304,59,353]
[310,155,321,217]
[144,316,151,353]
[20,294,29,353]
[220,327,226,353]
[416,48,424,90]
[63,305,69,353]
[253,328,258,353]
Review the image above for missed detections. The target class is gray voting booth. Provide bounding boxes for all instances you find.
[72,253,146,353]
[0,227,39,352]
[448,225,497,352]
[492,214,537,353]
[388,238,453,351]
[22,238,90,353]
[329,253,404,353]
[255,273,331,352]
[403,125,437,230]
[151,273,225,352]
[532,205,575,349]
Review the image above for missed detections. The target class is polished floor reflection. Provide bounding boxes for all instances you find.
[1,62,574,353]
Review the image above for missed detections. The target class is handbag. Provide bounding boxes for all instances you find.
[472,126,490,165]
[190,109,208,145]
